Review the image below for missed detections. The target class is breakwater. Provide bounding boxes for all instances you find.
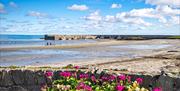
[0,70,179,91]
[44,35,180,40]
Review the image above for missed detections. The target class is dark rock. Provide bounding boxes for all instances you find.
[174,78,180,91]
[34,70,46,85]
[23,85,41,91]
[141,75,153,89]
[8,86,27,91]
[158,75,175,91]
[0,87,9,91]
[23,70,36,85]
[10,70,24,85]
[0,70,14,86]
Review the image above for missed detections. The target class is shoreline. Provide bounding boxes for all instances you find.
[0,39,179,77]
[0,40,123,51]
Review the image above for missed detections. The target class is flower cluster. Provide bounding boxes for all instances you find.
[59,71,71,78]
[76,82,92,91]
[153,87,162,91]
[45,71,53,78]
[44,65,162,91]
[79,73,89,79]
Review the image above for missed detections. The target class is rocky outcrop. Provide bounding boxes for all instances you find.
[0,70,179,91]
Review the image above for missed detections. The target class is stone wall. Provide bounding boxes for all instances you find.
[44,35,97,40]
[44,35,178,40]
[0,70,179,91]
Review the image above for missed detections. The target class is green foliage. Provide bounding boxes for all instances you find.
[62,64,74,69]
[168,36,180,39]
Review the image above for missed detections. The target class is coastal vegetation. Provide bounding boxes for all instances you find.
[43,65,161,91]
[168,36,180,39]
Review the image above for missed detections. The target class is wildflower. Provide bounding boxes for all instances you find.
[135,87,140,91]
[136,78,143,84]
[116,85,124,91]
[59,71,71,78]
[118,74,126,81]
[79,73,89,79]
[127,76,131,82]
[91,75,96,82]
[128,88,132,91]
[76,82,85,90]
[74,66,80,69]
[133,81,138,88]
[85,85,92,91]
[45,71,53,78]
[140,87,148,91]
[109,75,116,81]
[101,76,109,81]
[76,82,92,91]
[153,87,162,91]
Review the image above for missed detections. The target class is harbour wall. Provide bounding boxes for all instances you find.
[44,35,178,40]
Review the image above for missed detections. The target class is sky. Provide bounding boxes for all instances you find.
[0,0,180,35]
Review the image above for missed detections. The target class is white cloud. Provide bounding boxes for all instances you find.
[67,4,88,11]
[169,16,180,25]
[156,5,180,16]
[83,11,102,21]
[146,0,180,8]
[111,3,122,9]
[105,15,116,22]
[26,11,47,18]
[9,2,17,8]
[115,13,152,26]
[128,8,158,18]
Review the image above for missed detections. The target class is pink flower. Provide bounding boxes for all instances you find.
[136,78,143,84]
[79,73,89,79]
[109,75,116,81]
[118,74,126,81]
[101,76,109,81]
[91,76,96,82]
[116,85,124,91]
[45,71,53,77]
[84,85,92,91]
[76,82,92,91]
[153,87,162,91]
[74,66,80,69]
[59,71,71,78]
[76,82,85,90]
[126,76,131,82]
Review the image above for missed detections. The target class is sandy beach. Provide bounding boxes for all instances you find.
[0,39,179,77]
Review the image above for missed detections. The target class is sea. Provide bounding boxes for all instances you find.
[0,34,96,47]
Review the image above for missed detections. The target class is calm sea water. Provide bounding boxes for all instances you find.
[0,34,96,47]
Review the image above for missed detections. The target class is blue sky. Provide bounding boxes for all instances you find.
[0,0,180,35]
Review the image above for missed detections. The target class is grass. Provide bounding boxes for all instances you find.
[168,36,180,39]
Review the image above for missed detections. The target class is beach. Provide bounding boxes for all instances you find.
[0,39,179,77]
